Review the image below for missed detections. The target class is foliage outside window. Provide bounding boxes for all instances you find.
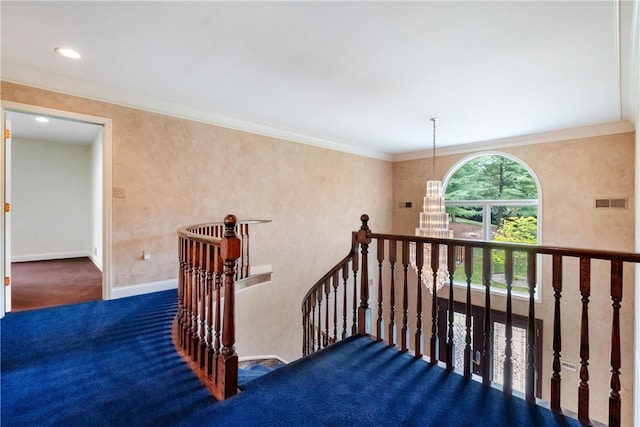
[444,154,539,296]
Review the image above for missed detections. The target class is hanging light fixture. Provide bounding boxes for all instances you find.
[409,117,453,293]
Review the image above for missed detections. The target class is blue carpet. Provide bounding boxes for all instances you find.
[2,290,583,426]
[178,335,584,427]
[1,290,216,426]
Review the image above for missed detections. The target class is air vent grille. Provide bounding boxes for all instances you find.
[595,198,627,209]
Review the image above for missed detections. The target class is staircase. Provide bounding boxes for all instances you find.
[301,214,640,426]
[238,356,286,387]
[173,214,271,400]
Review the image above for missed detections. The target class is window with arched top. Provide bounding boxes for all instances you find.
[438,153,543,392]
[443,153,541,297]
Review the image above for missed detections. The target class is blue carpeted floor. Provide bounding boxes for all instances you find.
[1,290,583,426]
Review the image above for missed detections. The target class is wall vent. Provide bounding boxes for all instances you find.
[595,198,627,209]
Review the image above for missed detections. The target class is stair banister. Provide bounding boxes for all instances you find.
[174,214,249,400]
[302,214,640,427]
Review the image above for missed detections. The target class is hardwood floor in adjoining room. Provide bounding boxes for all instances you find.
[10,257,102,312]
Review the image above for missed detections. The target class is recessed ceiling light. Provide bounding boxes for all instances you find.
[35,116,50,123]
[55,47,81,59]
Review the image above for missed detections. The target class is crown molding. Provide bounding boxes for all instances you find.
[2,66,634,164]
[392,120,636,162]
[1,66,393,161]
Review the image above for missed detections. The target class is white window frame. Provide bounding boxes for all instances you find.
[442,152,542,301]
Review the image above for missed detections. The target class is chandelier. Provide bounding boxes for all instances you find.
[409,118,453,293]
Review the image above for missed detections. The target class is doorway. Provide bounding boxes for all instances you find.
[1,103,113,314]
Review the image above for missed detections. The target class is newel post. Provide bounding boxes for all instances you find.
[357,214,372,335]
[220,214,241,398]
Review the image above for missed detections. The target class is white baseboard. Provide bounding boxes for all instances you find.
[88,254,102,272]
[12,251,91,263]
[239,354,288,364]
[110,279,177,300]
[249,264,272,275]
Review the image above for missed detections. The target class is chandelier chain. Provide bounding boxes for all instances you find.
[431,117,437,180]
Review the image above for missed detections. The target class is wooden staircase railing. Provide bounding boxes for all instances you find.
[173,215,268,400]
[302,214,640,427]
[184,218,271,281]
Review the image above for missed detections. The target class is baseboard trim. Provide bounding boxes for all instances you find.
[239,354,289,364]
[88,254,102,272]
[110,279,177,300]
[12,251,91,263]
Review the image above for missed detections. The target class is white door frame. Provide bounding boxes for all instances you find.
[1,101,113,309]
[1,113,10,316]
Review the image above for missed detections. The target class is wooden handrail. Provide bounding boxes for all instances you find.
[302,214,637,426]
[178,219,271,281]
[302,233,358,355]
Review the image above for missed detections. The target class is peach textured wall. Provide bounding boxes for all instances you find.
[1,82,393,362]
[393,132,635,425]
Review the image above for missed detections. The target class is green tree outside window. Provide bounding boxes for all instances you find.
[444,154,539,295]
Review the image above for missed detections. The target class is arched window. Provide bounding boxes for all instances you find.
[443,153,540,296]
[438,153,542,391]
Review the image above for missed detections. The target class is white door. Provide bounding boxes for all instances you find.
[2,116,11,315]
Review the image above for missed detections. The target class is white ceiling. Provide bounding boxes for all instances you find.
[1,1,638,159]
[6,111,102,145]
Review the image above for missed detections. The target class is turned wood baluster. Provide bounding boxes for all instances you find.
[351,249,359,336]
[306,300,312,354]
[503,249,514,395]
[551,254,563,411]
[184,240,195,353]
[578,256,591,424]
[317,287,324,349]
[525,250,537,403]
[239,223,250,280]
[464,245,473,379]
[212,253,222,380]
[177,237,186,348]
[189,241,200,358]
[415,243,424,358]
[308,298,313,351]
[401,241,410,352]
[302,302,308,356]
[204,245,215,377]
[609,260,622,427]
[357,214,371,336]
[324,279,331,347]
[388,239,397,348]
[198,243,209,369]
[193,240,202,360]
[481,246,492,386]
[192,241,203,361]
[342,263,349,340]
[180,239,189,349]
[220,214,240,399]
[198,242,207,367]
[332,271,339,345]
[310,293,317,353]
[376,239,384,342]
[446,244,456,371]
[429,243,439,364]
